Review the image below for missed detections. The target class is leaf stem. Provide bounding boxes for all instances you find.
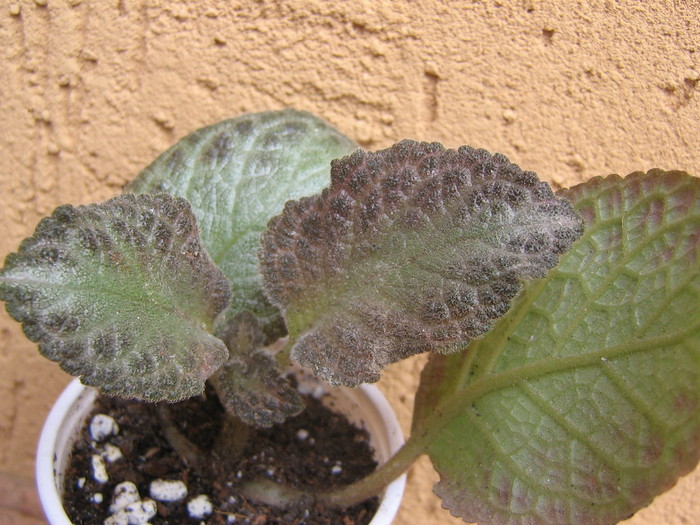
[154,404,207,470]
[317,429,427,508]
[274,335,295,369]
[211,412,252,467]
[238,429,426,509]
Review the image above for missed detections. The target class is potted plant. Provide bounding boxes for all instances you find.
[1,108,698,525]
[35,370,407,525]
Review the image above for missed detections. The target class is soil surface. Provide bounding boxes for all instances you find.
[63,386,379,524]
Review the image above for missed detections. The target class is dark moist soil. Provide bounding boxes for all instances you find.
[63,386,379,524]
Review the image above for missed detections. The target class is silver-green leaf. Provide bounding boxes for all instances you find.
[0,193,231,401]
[127,110,357,336]
[260,140,583,386]
[414,170,700,525]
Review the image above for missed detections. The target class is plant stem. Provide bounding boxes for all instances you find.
[154,404,207,470]
[211,412,251,467]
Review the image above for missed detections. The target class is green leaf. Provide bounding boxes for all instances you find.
[0,194,231,401]
[210,312,304,427]
[127,110,357,337]
[414,170,700,525]
[260,140,583,386]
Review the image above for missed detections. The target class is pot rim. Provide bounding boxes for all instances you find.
[36,378,407,525]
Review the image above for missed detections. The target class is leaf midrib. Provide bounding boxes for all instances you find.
[428,320,700,443]
[0,274,207,329]
[432,321,700,518]
[466,196,700,383]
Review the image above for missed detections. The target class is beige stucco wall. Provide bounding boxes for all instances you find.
[0,1,698,523]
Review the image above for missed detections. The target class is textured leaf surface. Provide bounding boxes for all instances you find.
[127,110,356,336]
[414,170,700,525]
[0,194,231,401]
[211,312,304,427]
[260,140,583,386]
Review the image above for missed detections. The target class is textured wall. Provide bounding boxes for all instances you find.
[0,1,698,524]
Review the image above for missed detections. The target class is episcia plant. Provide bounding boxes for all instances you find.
[0,109,699,525]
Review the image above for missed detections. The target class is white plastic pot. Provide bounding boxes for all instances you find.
[37,377,407,525]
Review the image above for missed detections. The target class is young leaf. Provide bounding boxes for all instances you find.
[260,140,583,386]
[211,312,304,427]
[212,352,305,428]
[0,194,231,401]
[127,110,357,337]
[413,170,700,525]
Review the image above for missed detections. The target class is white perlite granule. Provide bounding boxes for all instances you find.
[110,481,140,513]
[149,479,188,502]
[101,443,124,463]
[122,499,157,524]
[187,494,214,519]
[103,511,129,525]
[89,414,120,442]
[91,454,109,483]
[295,379,325,399]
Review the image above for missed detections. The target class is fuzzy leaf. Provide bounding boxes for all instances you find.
[211,312,304,427]
[414,170,700,525]
[260,140,583,386]
[127,110,357,337]
[212,352,305,428]
[0,194,231,401]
